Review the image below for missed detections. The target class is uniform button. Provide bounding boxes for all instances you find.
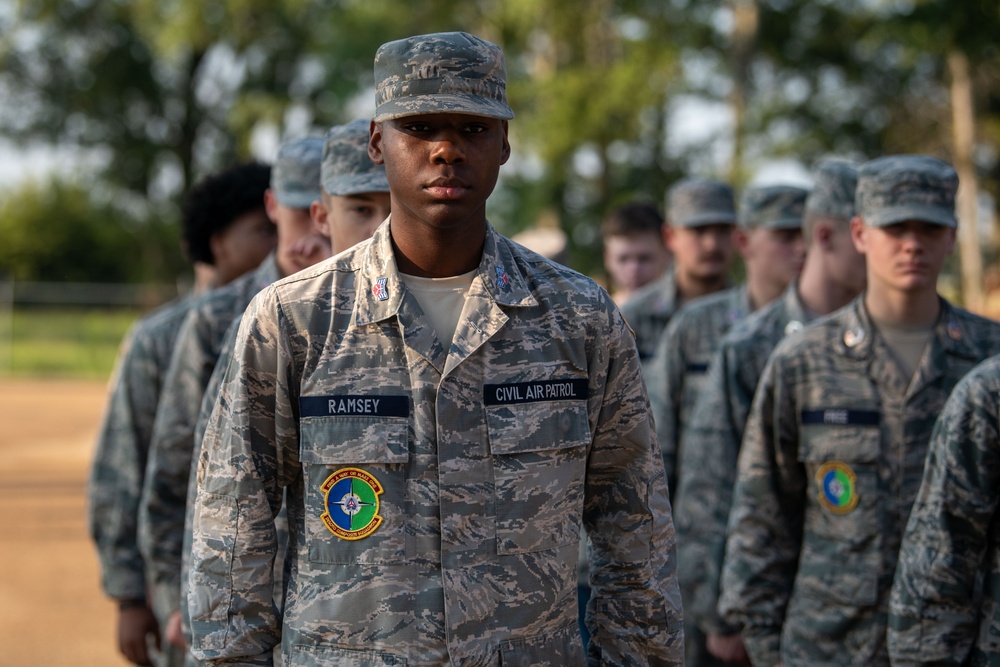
[784,320,803,336]
[947,320,963,340]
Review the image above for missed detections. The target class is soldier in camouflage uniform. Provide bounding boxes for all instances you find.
[88,162,273,667]
[187,31,683,666]
[674,161,859,666]
[888,354,1000,665]
[646,180,813,665]
[717,155,1000,667]
[620,178,737,372]
[174,120,393,659]
[139,136,328,657]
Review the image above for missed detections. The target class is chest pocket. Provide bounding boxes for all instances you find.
[799,416,882,554]
[486,401,590,555]
[299,417,409,564]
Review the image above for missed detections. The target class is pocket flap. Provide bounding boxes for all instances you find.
[487,403,591,455]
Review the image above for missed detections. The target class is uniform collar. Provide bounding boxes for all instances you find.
[838,295,979,361]
[353,218,536,327]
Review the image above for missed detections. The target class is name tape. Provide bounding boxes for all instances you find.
[801,409,880,427]
[300,395,409,418]
[484,379,588,406]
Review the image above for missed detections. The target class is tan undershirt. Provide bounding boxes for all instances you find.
[400,269,477,349]
[870,315,935,382]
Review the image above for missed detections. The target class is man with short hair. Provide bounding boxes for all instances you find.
[188,31,683,665]
[674,163,856,666]
[139,136,326,655]
[620,179,737,370]
[87,162,273,667]
[600,201,669,306]
[718,155,1000,667]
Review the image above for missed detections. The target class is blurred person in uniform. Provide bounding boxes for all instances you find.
[888,353,1000,665]
[87,161,273,667]
[175,118,393,660]
[673,164,855,666]
[187,31,683,666]
[138,136,327,657]
[620,179,737,372]
[718,155,1000,667]
[647,179,814,665]
[600,201,670,305]
[647,182,811,498]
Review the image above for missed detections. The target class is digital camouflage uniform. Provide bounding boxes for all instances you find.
[888,354,1000,666]
[188,219,684,666]
[620,178,737,374]
[719,297,1000,666]
[140,254,281,628]
[674,284,812,646]
[88,295,194,667]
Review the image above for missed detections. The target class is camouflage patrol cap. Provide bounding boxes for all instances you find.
[739,185,809,230]
[856,155,958,228]
[805,158,858,220]
[271,136,324,208]
[666,178,737,227]
[373,31,514,122]
[321,119,390,196]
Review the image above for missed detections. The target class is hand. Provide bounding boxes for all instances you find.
[117,604,159,666]
[706,632,751,665]
[165,610,187,649]
[286,234,332,272]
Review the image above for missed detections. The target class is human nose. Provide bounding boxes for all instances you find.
[430,129,465,164]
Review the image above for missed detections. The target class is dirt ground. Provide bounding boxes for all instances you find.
[0,378,132,666]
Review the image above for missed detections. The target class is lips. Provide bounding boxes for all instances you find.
[425,177,470,200]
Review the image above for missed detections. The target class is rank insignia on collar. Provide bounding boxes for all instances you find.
[495,265,510,290]
[816,461,859,515]
[320,468,384,540]
[372,277,389,301]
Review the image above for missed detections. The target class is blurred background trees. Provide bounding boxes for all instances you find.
[1,0,998,302]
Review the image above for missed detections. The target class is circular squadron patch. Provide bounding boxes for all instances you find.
[321,468,384,540]
[816,461,859,514]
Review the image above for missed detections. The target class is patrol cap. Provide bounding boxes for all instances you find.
[739,185,809,230]
[373,31,514,122]
[855,155,958,228]
[321,119,390,196]
[666,178,737,227]
[271,136,324,208]
[805,158,858,220]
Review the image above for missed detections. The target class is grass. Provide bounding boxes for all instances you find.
[0,308,142,380]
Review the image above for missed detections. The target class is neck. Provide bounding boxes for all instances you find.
[674,270,726,305]
[797,253,857,316]
[745,271,786,311]
[864,286,941,326]
[389,214,487,278]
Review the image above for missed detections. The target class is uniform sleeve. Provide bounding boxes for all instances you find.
[888,365,1000,666]
[673,341,747,637]
[718,353,806,667]
[88,325,156,601]
[646,318,685,499]
[139,309,217,617]
[188,291,293,664]
[583,300,684,666]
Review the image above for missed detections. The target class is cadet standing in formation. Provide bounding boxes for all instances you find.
[620,178,737,370]
[888,353,1000,665]
[719,155,1000,666]
[646,181,806,499]
[87,162,273,667]
[187,31,682,665]
[676,160,862,665]
[139,136,326,654]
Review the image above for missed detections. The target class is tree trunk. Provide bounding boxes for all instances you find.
[728,0,758,187]
[948,50,984,312]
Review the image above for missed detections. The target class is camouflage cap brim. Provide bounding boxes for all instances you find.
[675,211,738,228]
[325,171,391,197]
[373,92,514,123]
[761,215,807,230]
[275,190,321,209]
[864,205,957,229]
